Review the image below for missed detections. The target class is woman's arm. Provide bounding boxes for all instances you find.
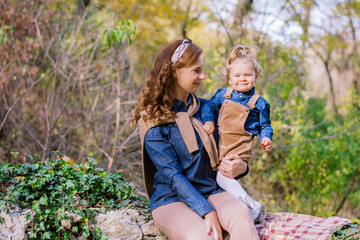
[144,127,215,217]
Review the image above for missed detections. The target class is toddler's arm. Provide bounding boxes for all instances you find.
[201,89,225,125]
[258,97,273,150]
[203,121,215,134]
[259,137,272,151]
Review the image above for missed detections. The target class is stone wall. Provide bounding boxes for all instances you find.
[0,206,167,240]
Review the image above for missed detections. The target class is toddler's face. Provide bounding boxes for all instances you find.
[228,59,256,93]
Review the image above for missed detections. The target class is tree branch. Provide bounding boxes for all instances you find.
[276,122,360,149]
[0,69,54,132]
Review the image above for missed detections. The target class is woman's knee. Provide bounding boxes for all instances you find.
[152,202,210,240]
[210,193,253,226]
[232,199,251,215]
[209,192,259,239]
[217,194,250,215]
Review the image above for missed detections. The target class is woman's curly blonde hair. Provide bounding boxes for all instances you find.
[132,39,203,126]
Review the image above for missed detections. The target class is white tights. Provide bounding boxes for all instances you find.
[216,171,248,199]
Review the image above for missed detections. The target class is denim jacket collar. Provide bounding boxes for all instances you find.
[233,87,255,96]
[172,95,192,111]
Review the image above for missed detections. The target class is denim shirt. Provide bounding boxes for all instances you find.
[202,87,273,141]
[144,96,224,217]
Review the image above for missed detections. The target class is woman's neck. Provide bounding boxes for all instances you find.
[175,92,189,104]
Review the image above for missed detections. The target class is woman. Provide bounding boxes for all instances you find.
[132,38,259,240]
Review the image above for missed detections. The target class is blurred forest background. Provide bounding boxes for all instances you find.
[0,0,359,219]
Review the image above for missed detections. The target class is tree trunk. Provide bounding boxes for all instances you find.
[324,58,339,116]
[235,0,253,39]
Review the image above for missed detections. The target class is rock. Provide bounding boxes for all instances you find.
[0,207,33,240]
[60,212,83,230]
[0,207,167,240]
[125,208,146,223]
[143,236,168,240]
[155,236,168,240]
[96,209,143,240]
[141,220,162,236]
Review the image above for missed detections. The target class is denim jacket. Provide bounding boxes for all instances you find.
[202,87,273,141]
[144,97,224,217]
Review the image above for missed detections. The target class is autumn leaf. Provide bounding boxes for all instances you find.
[14,176,26,181]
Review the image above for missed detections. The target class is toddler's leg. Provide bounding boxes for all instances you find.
[216,170,248,199]
[216,171,264,222]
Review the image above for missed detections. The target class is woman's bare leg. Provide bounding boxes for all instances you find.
[208,191,260,240]
[152,201,211,240]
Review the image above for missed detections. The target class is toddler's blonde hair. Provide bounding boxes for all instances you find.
[226,45,263,81]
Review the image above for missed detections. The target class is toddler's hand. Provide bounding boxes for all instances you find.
[203,121,215,135]
[260,137,272,151]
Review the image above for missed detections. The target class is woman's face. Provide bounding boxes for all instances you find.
[174,55,205,102]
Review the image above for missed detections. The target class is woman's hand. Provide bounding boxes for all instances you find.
[203,211,223,240]
[219,154,247,178]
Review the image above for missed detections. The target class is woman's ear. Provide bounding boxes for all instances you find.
[173,69,179,80]
[171,65,178,79]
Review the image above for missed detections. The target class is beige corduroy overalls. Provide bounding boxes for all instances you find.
[218,87,260,164]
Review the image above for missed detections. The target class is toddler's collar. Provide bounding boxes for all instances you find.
[233,87,255,96]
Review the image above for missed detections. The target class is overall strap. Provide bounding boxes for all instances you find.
[224,87,233,99]
[247,94,260,109]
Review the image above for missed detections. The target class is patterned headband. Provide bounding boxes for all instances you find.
[171,38,192,65]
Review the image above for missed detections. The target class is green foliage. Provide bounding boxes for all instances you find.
[101,19,136,48]
[263,89,360,216]
[329,218,360,240]
[0,25,13,47]
[0,155,142,239]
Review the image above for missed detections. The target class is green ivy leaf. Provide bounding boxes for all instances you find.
[39,196,48,206]
[1,155,139,239]
[28,231,37,239]
[63,233,71,240]
[72,225,79,233]
[41,231,51,239]
[65,180,75,189]
[25,212,33,220]
[82,228,91,238]
[95,226,102,234]
[100,233,109,240]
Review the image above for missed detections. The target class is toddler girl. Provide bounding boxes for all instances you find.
[202,45,273,222]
